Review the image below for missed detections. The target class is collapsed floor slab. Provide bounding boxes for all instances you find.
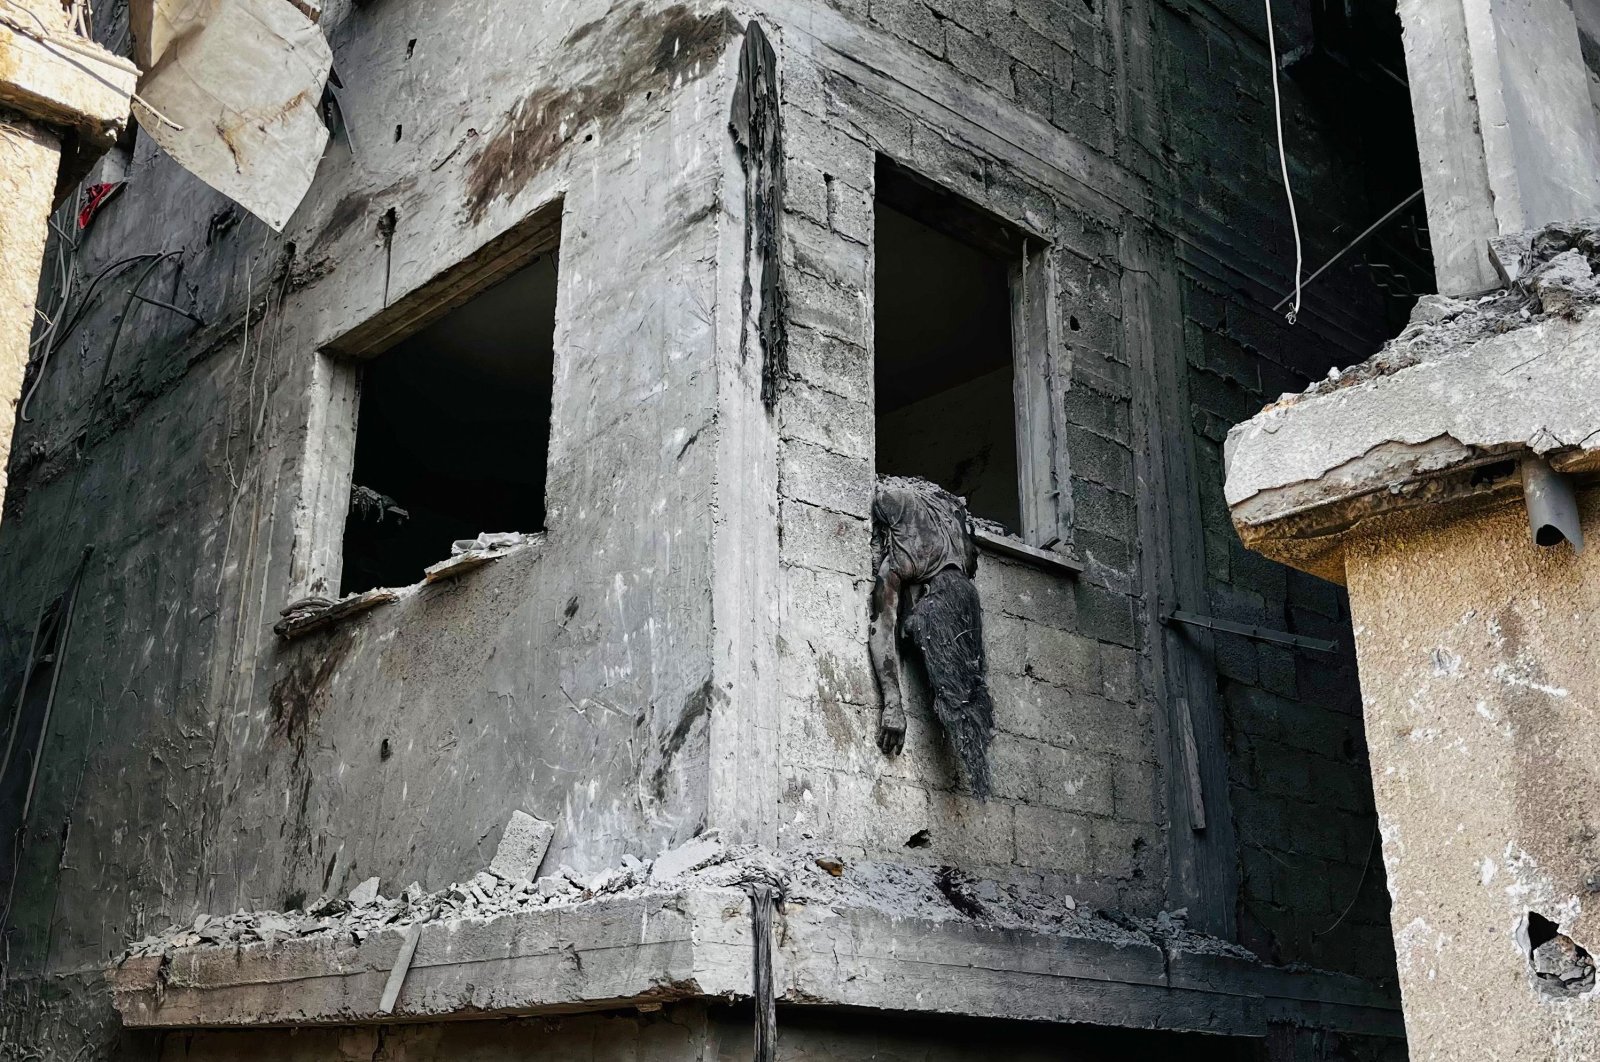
[107,847,1399,1037]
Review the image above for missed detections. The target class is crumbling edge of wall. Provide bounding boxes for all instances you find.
[106,886,1400,1037]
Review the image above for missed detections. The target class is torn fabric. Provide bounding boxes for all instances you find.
[129,0,332,231]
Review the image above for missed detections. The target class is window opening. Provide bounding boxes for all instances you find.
[340,251,558,595]
[874,160,1038,536]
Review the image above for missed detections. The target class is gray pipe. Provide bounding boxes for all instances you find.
[1522,456,1585,552]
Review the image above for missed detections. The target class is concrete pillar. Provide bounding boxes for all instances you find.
[1223,240,1600,1056]
[1398,0,1600,294]
[0,117,60,519]
[0,0,136,525]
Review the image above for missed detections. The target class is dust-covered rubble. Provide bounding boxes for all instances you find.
[119,833,1251,963]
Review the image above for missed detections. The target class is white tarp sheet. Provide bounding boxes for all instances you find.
[130,0,332,231]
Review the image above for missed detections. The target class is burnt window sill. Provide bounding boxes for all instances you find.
[275,533,543,641]
[973,527,1083,577]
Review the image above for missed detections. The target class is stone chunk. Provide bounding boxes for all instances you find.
[347,877,381,906]
[649,834,725,883]
[1529,249,1600,316]
[488,811,555,882]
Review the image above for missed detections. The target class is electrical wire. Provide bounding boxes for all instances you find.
[1263,0,1303,325]
[19,252,165,422]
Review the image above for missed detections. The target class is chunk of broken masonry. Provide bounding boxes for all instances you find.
[488,810,555,881]
[347,876,381,906]
[649,833,725,883]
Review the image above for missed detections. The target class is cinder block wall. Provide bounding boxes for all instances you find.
[762,0,1399,973]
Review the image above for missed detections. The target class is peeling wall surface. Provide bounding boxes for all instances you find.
[1,0,1410,1054]
[1347,494,1600,1059]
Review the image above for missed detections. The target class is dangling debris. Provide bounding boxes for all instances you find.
[128,0,333,230]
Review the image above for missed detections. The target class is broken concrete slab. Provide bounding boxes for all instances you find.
[107,882,1399,1036]
[347,877,381,906]
[273,587,401,639]
[487,811,555,882]
[1225,238,1600,582]
[649,835,726,883]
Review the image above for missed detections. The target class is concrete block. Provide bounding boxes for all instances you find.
[787,267,869,343]
[779,438,873,518]
[488,811,555,882]
[779,499,870,574]
[1099,644,1137,704]
[1073,583,1135,648]
[1022,623,1101,691]
[981,558,1079,631]
[1012,803,1090,870]
[925,789,1017,868]
[786,323,872,403]
[649,835,726,882]
[785,215,869,288]
[1065,428,1133,493]
[779,382,872,461]
[945,23,1013,97]
[869,0,945,57]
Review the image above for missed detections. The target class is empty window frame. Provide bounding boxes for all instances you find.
[873,159,1066,547]
[323,205,562,596]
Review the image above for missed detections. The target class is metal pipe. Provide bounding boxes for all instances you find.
[1522,456,1584,552]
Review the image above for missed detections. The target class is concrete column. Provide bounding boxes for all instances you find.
[0,117,61,518]
[0,0,136,526]
[1223,238,1600,1057]
[1399,0,1600,294]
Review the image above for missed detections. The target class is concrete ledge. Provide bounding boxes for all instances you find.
[1224,304,1600,582]
[109,889,754,1028]
[109,888,1400,1037]
[0,18,135,136]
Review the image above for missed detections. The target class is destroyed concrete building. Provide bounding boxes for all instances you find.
[0,0,1504,1056]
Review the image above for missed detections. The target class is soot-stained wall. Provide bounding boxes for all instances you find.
[1,0,749,1050]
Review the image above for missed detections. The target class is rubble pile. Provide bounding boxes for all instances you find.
[120,833,1250,962]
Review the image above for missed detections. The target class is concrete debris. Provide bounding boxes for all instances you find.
[274,586,401,639]
[426,532,541,584]
[346,876,381,906]
[648,833,726,883]
[487,811,555,882]
[377,923,421,1014]
[450,531,534,555]
[120,836,1247,965]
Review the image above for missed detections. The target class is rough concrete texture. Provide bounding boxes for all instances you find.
[0,0,1409,1052]
[1344,491,1600,1059]
[1226,224,1600,582]
[487,810,555,881]
[109,838,1400,1038]
[0,117,56,532]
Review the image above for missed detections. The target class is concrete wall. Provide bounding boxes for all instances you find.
[1,0,739,1011]
[1345,492,1600,1060]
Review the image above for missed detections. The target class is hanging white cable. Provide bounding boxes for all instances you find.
[1263,0,1302,325]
